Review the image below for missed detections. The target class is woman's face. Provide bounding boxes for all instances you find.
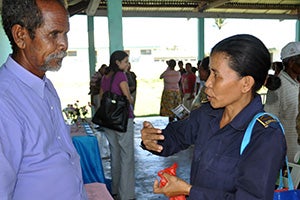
[199,67,209,81]
[205,52,245,109]
[117,56,129,71]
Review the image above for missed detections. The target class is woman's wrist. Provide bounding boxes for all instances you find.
[184,184,192,196]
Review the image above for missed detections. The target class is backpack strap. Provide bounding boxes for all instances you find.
[240,112,293,190]
[240,112,283,155]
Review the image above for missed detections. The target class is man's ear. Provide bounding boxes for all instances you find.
[11,24,27,49]
[241,75,255,93]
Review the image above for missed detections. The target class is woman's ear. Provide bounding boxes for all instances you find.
[11,24,27,49]
[116,60,121,67]
[241,75,255,93]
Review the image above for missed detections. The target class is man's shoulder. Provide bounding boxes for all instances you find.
[0,68,13,94]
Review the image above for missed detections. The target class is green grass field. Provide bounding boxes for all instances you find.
[134,78,164,117]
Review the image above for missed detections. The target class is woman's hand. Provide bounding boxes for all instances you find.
[153,173,192,197]
[141,121,164,152]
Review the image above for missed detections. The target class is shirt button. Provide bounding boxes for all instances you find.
[57,136,61,140]
[51,106,54,110]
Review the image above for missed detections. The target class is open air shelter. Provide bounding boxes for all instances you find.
[1,0,300,80]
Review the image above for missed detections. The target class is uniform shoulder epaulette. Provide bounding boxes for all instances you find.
[256,114,277,128]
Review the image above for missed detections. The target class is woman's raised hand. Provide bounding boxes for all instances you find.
[141,121,164,152]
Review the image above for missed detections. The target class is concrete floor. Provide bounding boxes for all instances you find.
[99,116,193,200]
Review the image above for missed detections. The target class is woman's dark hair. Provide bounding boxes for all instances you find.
[200,56,211,78]
[167,59,176,69]
[191,67,197,74]
[1,0,66,53]
[265,75,281,91]
[200,56,210,72]
[210,34,277,94]
[106,50,129,74]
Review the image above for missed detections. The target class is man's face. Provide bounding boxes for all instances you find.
[20,1,69,77]
[292,56,300,75]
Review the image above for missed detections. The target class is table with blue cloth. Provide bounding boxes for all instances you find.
[70,121,111,192]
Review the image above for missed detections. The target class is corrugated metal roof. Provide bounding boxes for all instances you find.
[66,0,300,19]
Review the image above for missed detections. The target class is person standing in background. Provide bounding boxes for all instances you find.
[297,93,300,149]
[272,61,284,76]
[181,62,196,110]
[0,0,87,199]
[126,62,137,109]
[177,60,186,98]
[194,59,202,96]
[177,60,186,75]
[160,59,182,122]
[100,50,135,200]
[264,41,300,162]
[89,64,107,110]
[191,56,210,110]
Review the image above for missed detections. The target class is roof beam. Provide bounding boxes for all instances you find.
[198,0,231,12]
[91,10,299,20]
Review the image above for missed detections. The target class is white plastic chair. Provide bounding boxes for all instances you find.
[282,162,300,189]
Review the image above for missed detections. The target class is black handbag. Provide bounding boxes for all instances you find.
[92,73,129,132]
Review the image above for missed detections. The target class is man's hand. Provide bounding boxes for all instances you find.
[141,121,164,152]
[153,173,191,197]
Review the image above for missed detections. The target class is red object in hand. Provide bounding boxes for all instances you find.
[157,163,186,200]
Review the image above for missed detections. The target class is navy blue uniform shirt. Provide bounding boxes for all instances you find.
[156,95,286,199]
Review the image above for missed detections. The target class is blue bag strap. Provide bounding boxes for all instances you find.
[240,112,294,190]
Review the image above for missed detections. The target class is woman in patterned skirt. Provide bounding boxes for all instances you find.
[159,59,182,122]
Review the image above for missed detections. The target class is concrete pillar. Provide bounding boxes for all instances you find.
[107,0,123,54]
[197,18,205,60]
[0,16,11,66]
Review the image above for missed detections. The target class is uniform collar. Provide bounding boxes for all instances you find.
[5,55,47,98]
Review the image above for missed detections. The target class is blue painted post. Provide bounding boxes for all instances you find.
[88,16,96,77]
[87,16,97,115]
[107,0,124,54]
[197,18,205,61]
[0,16,11,66]
[296,20,300,42]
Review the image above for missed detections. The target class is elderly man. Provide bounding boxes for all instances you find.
[0,0,87,199]
[264,41,300,162]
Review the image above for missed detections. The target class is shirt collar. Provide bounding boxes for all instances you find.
[279,70,299,85]
[5,55,47,98]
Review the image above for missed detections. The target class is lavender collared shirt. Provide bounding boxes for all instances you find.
[0,56,87,200]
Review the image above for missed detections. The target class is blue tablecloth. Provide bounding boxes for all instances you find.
[72,135,111,191]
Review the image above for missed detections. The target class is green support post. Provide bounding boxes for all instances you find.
[197,18,205,61]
